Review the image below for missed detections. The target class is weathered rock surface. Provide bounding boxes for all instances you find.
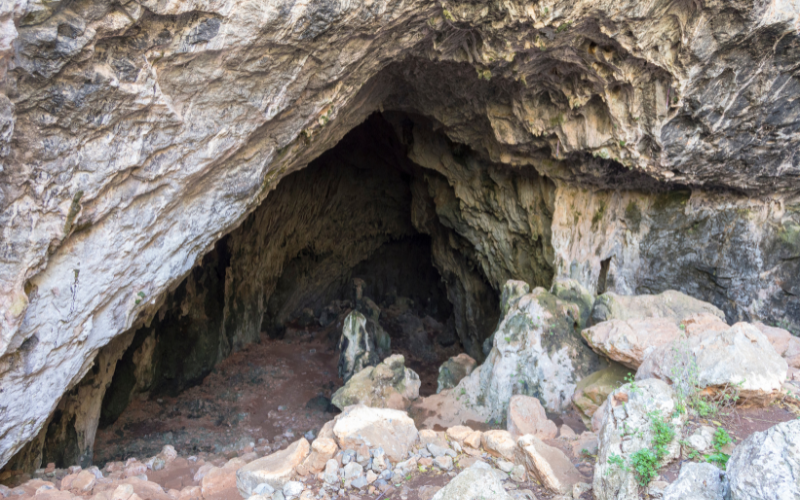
[589,291,726,327]
[594,379,686,500]
[572,363,631,425]
[236,439,310,496]
[331,354,420,411]
[430,462,512,500]
[507,395,558,440]
[637,323,787,406]
[662,462,726,500]
[516,434,586,495]
[727,419,800,500]
[6,0,800,470]
[583,318,684,369]
[332,405,418,462]
[436,354,477,393]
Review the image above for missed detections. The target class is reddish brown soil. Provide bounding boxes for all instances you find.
[94,330,343,465]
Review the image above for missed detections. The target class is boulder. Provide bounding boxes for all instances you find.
[480,430,517,460]
[662,462,726,500]
[637,323,788,406]
[338,311,389,382]
[594,379,686,500]
[332,405,419,462]
[430,462,513,500]
[727,419,800,500]
[236,439,310,496]
[507,395,558,439]
[754,322,800,368]
[582,318,684,369]
[436,354,477,393]
[452,280,600,418]
[516,434,586,494]
[572,363,632,424]
[445,426,473,446]
[589,290,725,326]
[331,354,421,410]
[298,438,338,475]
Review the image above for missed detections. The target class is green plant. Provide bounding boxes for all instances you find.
[624,372,640,395]
[619,140,626,147]
[543,7,549,14]
[607,412,675,486]
[556,21,572,32]
[703,427,734,467]
[442,9,454,21]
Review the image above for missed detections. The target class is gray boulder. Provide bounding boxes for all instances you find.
[338,310,390,382]
[662,462,726,500]
[727,419,800,500]
[550,278,595,329]
[431,462,513,500]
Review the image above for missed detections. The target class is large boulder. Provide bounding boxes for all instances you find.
[727,419,800,500]
[572,363,632,425]
[662,462,726,500]
[582,318,684,369]
[338,310,390,382]
[236,439,310,496]
[436,353,477,393]
[589,290,725,326]
[331,354,421,410]
[451,280,600,419]
[507,395,558,439]
[430,462,513,500]
[594,379,686,500]
[637,323,788,406]
[332,404,419,462]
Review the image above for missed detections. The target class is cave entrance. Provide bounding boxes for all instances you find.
[82,113,499,466]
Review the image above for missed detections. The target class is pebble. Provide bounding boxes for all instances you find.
[433,456,453,471]
[254,483,275,495]
[283,481,304,497]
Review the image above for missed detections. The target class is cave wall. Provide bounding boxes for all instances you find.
[4,0,800,468]
[551,185,800,332]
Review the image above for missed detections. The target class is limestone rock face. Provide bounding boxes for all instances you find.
[453,280,600,419]
[430,462,512,500]
[5,0,800,470]
[636,323,788,406]
[436,354,477,393]
[594,379,686,500]
[572,363,632,425]
[332,404,418,462]
[331,354,421,410]
[727,419,800,500]
[582,318,684,369]
[338,311,390,383]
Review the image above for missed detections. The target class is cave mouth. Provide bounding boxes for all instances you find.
[79,113,500,466]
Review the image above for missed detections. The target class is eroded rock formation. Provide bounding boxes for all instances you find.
[4,0,800,471]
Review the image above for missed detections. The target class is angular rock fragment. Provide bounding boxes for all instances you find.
[516,434,586,495]
[572,363,632,424]
[507,395,558,439]
[236,439,310,496]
